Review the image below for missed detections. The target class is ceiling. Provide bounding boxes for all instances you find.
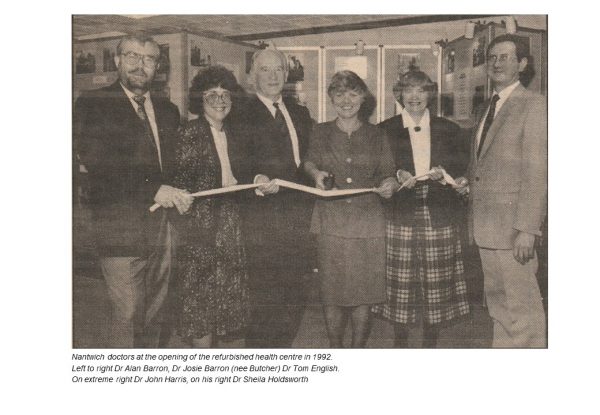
[73,14,496,42]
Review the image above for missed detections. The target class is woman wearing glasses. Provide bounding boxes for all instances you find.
[172,65,250,348]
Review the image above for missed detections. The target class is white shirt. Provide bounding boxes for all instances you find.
[121,84,162,169]
[256,93,301,167]
[475,81,521,149]
[402,108,431,177]
[209,124,238,187]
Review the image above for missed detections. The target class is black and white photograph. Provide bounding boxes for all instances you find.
[8,3,599,415]
[472,36,486,67]
[71,13,548,350]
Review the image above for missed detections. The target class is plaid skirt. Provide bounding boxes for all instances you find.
[372,184,470,325]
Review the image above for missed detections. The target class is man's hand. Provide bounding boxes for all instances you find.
[313,170,329,190]
[397,169,416,189]
[154,185,193,215]
[254,174,279,196]
[374,177,400,199]
[513,231,536,265]
[454,176,469,196]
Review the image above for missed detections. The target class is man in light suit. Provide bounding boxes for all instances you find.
[238,48,314,348]
[75,33,192,348]
[466,34,547,347]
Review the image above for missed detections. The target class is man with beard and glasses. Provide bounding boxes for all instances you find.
[75,33,193,348]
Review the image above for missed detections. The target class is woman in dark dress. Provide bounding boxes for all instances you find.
[372,70,470,348]
[304,71,398,348]
[172,65,250,348]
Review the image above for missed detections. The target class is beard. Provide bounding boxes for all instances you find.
[123,69,151,91]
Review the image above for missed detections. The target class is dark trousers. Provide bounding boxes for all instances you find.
[243,193,313,348]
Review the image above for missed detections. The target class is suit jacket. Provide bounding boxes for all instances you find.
[237,95,313,184]
[467,84,547,249]
[379,114,467,227]
[237,95,315,274]
[75,81,181,257]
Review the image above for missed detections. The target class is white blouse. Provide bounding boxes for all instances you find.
[209,125,238,187]
[401,108,431,177]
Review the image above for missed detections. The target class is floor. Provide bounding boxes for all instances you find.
[73,203,546,349]
[72,269,494,349]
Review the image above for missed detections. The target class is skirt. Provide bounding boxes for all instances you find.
[372,184,470,325]
[317,235,385,306]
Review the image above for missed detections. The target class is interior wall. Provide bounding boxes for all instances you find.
[258,15,546,48]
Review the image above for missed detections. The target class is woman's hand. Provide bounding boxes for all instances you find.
[375,177,400,199]
[454,176,469,196]
[396,169,416,189]
[429,166,445,182]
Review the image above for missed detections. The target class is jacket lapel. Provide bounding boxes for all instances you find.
[478,84,525,159]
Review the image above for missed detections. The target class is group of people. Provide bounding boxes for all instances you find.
[75,32,546,349]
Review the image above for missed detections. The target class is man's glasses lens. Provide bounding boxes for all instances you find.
[123,52,158,66]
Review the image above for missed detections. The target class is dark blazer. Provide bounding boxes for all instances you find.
[75,81,181,257]
[237,95,313,184]
[237,95,315,275]
[379,114,467,227]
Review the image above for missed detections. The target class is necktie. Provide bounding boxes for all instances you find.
[272,102,290,137]
[477,94,500,158]
[132,95,157,150]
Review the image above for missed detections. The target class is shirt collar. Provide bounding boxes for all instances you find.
[494,81,520,101]
[256,92,283,109]
[120,83,150,101]
[401,108,430,129]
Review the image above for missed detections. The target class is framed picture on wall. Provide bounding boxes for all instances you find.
[75,50,96,74]
[446,49,455,74]
[397,53,421,75]
[286,53,305,82]
[102,48,117,72]
[472,36,486,67]
[157,44,170,75]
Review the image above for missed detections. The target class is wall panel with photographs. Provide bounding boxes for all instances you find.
[323,46,379,124]
[279,48,321,124]
[382,46,438,121]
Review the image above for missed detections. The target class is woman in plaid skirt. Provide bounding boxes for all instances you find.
[372,70,470,348]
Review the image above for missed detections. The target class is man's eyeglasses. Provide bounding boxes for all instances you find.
[486,53,517,64]
[203,91,232,104]
[121,51,159,67]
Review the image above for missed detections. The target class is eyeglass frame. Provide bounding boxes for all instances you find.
[120,51,160,67]
[202,91,233,104]
[486,53,518,64]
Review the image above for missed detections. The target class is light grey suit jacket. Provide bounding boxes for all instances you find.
[467,84,547,249]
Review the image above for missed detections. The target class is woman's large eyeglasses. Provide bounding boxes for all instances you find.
[203,91,232,104]
[121,51,159,67]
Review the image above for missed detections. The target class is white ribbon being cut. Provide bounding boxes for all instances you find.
[398,168,461,190]
[149,170,462,212]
